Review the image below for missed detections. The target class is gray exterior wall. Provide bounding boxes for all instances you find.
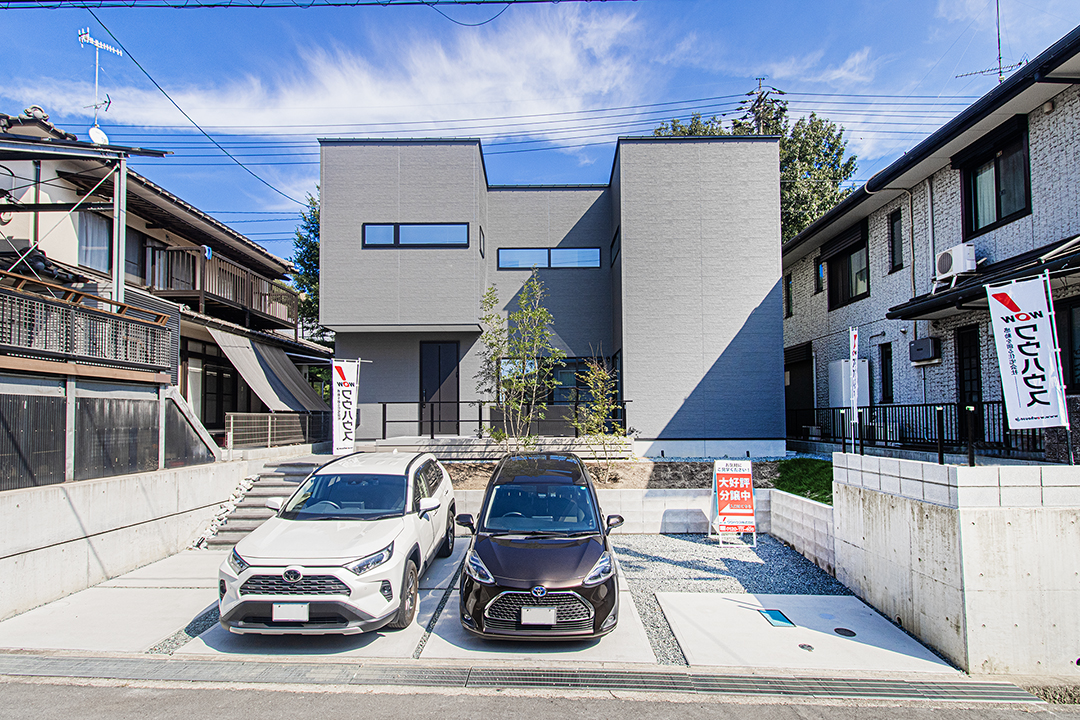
[617,138,784,447]
[783,83,1080,412]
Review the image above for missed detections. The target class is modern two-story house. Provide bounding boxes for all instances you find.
[320,135,785,457]
[781,24,1080,461]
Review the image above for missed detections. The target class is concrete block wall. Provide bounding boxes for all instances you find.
[768,490,834,575]
[0,462,248,621]
[835,451,1080,675]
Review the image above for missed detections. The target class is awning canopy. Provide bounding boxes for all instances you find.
[208,328,329,413]
[886,234,1080,321]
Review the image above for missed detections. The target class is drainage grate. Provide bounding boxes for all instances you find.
[0,654,1042,703]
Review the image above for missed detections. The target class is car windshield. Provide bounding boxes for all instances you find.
[280,473,407,520]
[479,480,599,534]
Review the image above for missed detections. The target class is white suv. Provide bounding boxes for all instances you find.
[218,452,456,635]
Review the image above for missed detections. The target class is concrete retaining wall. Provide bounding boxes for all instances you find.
[768,490,834,575]
[833,451,1080,675]
[0,461,248,621]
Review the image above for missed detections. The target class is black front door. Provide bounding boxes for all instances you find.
[956,326,983,442]
[420,342,459,436]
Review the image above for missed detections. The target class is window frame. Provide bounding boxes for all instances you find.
[954,117,1031,239]
[783,273,793,318]
[888,209,903,273]
[814,257,825,294]
[497,247,601,270]
[827,240,870,310]
[879,343,894,404]
[361,222,470,249]
[610,228,621,266]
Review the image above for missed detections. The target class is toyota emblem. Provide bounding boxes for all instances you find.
[531,586,547,598]
[282,567,303,583]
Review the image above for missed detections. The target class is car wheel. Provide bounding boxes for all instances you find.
[436,517,455,558]
[387,560,418,630]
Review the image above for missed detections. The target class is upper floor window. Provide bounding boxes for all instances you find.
[498,247,600,269]
[362,223,469,248]
[783,273,793,318]
[78,211,111,273]
[814,258,825,294]
[952,116,1030,238]
[888,210,903,272]
[610,229,621,266]
[820,219,869,310]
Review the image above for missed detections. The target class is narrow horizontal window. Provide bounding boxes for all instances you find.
[362,223,468,247]
[497,247,602,270]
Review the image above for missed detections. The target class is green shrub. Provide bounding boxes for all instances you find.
[774,458,833,505]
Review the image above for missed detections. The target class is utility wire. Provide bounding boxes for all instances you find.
[424,0,510,26]
[87,9,305,206]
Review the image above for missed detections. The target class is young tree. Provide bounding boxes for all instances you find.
[290,190,324,340]
[476,271,566,452]
[567,356,623,483]
[655,96,857,243]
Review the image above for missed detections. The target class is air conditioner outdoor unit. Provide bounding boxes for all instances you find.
[936,243,976,280]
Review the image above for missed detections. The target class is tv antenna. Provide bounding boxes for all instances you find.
[955,0,1026,83]
[78,27,122,143]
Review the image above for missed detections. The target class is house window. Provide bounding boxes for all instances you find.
[362,223,469,247]
[78,212,111,273]
[125,229,147,285]
[783,273,793,318]
[953,117,1030,237]
[888,210,903,272]
[1056,298,1080,391]
[479,226,485,258]
[814,258,825,294]
[879,343,894,404]
[498,248,600,269]
[828,241,869,309]
[610,229,621,266]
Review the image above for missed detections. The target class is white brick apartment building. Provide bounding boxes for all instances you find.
[782,24,1080,462]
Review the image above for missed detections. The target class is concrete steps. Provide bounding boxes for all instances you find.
[203,466,307,548]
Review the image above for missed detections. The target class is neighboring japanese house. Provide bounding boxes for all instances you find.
[0,107,329,490]
[781,24,1080,461]
[319,135,785,457]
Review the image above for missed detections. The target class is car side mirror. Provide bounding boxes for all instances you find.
[456,513,476,534]
[266,497,284,512]
[606,514,625,533]
[419,497,441,516]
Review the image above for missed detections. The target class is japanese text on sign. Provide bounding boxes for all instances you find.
[712,459,756,534]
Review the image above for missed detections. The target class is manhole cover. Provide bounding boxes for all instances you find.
[834,628,857,637]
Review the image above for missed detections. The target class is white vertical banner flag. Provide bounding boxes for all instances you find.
[849,327,859,438]
[332,359,360,455]
[985,274,1068,429]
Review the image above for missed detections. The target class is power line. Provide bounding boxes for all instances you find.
[2,0,626,7]
[87,9,306,206]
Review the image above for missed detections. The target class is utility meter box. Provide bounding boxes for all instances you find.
[909,336,941,363]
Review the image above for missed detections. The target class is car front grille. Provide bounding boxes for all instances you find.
[240,574,350,596]
[484,591,594,633]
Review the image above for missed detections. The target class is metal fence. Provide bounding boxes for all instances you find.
[786,401,1044,457]
[379,400,629,439]
[225,412,331,449]
[0,287,172,371]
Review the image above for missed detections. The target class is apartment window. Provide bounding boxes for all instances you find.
[888,210,903,272]
[814,258,825,294]
[479,226,485,258]
[953,116,1031,237]
[879,343,894,404]
[362,223,469,248]
[783,273,793,318]
[78,212,111,273]
[125,229,147,285]
[610,229,621,266]
[828,241,869,309]
[498,247,600,269]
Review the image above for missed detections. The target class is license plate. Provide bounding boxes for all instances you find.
[272,603,309,622]
[520,606,557,625]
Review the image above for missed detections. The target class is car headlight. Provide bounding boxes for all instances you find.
[583,551,614,586]
[464,548,495,585]
[228,549,249,574]
[345,543,394,576]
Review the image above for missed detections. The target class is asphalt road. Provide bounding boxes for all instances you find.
[1,678,1077,720]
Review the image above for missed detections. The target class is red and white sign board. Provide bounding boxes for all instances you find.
[711,459,756,537]
[332,359,360,455]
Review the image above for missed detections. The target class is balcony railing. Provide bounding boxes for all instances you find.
[148,248,298,329]
[786,401,1044,458]
[0,271,172,372]
[225,412,331,449]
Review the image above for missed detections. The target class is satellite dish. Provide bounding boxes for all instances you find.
[88,126,109,145]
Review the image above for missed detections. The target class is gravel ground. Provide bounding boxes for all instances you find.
[146,606,220,655]
[611,534,851,666]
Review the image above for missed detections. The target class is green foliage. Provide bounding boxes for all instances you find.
[654,99,858,243]
[475,271,566,452]
[290,190,326,340]
[567,357,623,483]
[773,458,833,505]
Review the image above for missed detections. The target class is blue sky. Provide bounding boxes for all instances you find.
[1,0,1078,261]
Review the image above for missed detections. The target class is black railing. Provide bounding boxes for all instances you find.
[379,400,629,440]
[786,401,1043,457]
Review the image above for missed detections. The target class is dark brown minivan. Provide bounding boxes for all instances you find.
[455,453,623,639]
